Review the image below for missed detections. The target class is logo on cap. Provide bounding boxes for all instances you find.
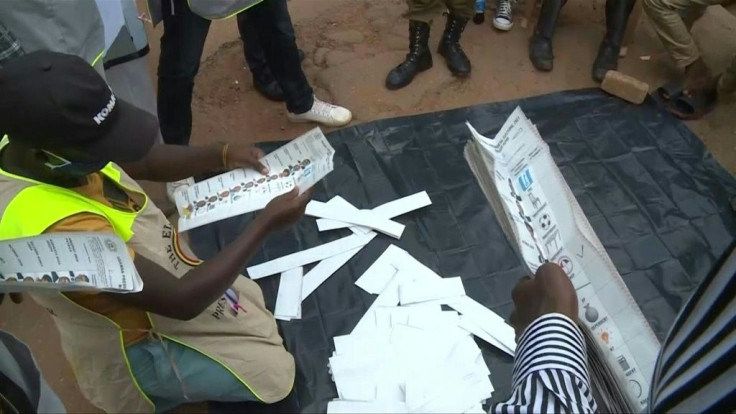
[93,92,117,125]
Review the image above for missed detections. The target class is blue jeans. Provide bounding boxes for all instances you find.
[157,0,313,146]
[127,338,257,413]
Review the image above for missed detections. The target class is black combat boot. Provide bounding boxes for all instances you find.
[529,0,566,71]
[438,13,471,77]
[592,0,636,82]
[386,20,433,90]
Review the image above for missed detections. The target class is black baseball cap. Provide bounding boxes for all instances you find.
[0,51,157,162]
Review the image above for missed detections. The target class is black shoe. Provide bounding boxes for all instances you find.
[473,12,485,24]
[386,20,433,90]
[253,75,285,101]
[438,14,471,77]
[592,40,620,82]
[529,35,553,71]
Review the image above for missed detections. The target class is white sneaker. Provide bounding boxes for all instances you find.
[287,97,352,127]
[166,177,195,203]
[493,0,514,31]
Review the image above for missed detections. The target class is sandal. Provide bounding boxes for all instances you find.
[656,81,684,101]
[666,89,717,120]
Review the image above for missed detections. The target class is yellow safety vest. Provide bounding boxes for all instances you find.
[0,136,294,413]
[0,160,139,242]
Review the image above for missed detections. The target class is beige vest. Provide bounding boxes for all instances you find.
[0,149,294,412]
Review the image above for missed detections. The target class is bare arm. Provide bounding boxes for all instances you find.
[113,188,310,320]
[120,143,268,183]
[119,143,223,182]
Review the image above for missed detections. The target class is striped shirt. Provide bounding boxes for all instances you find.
[492,244,735,414]
[648,243,735,413]
[492,313,597,414]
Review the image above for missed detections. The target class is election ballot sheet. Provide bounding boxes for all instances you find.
[0,232,142,293]
[464,107,660,412]
[175,128,335,232]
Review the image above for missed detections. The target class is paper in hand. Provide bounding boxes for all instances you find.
[175,128,334,231]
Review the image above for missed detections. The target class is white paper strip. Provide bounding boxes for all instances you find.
[247,233,373,280]
[448,296,517,354]
[301,234,375,300]
[317,191,432,232]
[319,197,372,234]
[458,317,515,357]
[398,277,466,306]
[352,270,407,334]
[355,245,404,294]
[274,267,303,321]
[307,200,405,239]
[327,400,407,414]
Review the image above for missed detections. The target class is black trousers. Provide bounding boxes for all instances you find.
[157,0,313,146]
[237,1,313,113]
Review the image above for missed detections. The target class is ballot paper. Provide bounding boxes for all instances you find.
[464,107,660,412]
[306,200,405,238]
[247,233,374,280]
[175,128,334,232]
[317,192,432,233]
[0,233,142,293]
[274,267,303,321]
[267,194,433,322]
[328,261,499,413]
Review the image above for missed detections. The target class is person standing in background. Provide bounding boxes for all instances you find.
[385,0,476,90]
[529,0,637,82]
[148,0,352,201]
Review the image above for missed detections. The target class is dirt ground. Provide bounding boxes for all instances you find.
[1,0,735,412]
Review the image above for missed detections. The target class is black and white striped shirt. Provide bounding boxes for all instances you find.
[492,313,597,414]
[492,244,735,414]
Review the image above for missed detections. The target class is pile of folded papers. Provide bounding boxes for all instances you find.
[326,245,516,413]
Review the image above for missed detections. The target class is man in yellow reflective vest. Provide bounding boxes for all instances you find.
[0,51,310,413]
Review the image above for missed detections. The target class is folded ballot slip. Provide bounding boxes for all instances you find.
[0,232,142,293]
[175,128,335,232]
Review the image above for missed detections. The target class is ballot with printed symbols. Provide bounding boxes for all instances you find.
[464,107,660,412]
[0,232,141,293]
[175,128,335,232]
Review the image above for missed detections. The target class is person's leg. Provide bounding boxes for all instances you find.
[642,0,720,68]
[245,0,352,126]
[157,0,211,147]
[127,339,260,412]
[385,0,442,90]
[244,0,312,113]
[591,0,636,82]
[529,0,567,71]
[642,0,723,94]
[236,12,284,102]
[439,0,475,76]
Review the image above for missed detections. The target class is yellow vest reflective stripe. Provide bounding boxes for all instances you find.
[0,136,143,242]
[186,0,264,20]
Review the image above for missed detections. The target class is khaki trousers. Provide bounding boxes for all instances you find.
[643,0,736,91]
[403,0,476,22]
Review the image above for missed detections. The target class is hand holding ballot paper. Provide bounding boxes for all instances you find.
[175,128,335,232]
[464,107,660,412]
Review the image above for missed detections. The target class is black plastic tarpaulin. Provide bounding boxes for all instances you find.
[190,88,736,413]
